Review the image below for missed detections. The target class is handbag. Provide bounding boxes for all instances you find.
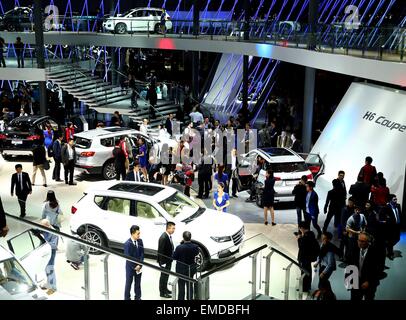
[43,160,51,170]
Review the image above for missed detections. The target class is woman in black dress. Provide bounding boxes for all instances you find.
[263,168,276,226]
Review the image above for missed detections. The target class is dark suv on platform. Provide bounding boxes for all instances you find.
[0,116,59,159]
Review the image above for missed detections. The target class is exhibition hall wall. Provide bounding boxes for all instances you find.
[311,82,406,205]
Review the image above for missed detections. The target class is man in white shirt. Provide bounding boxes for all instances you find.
[125,162,144,182]
[139,119,149,136]
[189,106,204,124]
[61,138,76,185]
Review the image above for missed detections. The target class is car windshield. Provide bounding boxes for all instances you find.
[119,10,134,17]
[0,258,36,296]
[159,192,200,219]
[268,162,308,173]
[7,120,31,132]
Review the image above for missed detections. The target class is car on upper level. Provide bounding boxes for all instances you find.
[236,147,324,207]
[0,116,59,159]
[70,181,245,271]
[0,7,32,32]
[74,126,177,180]
[103,7,173,34]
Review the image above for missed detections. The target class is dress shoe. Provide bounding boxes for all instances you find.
[160,293,171,298]
[55,179,62,182]
[65,181,69,184]
[69,182,77,186]
[43,184,47,187]
[166,290,172,294]
[272,222,277,226]
[19,213,26,218]
[232,194,238,198]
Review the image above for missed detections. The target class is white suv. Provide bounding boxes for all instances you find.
[103,7,172,34]
[74,127,176,180]
[237,147,323,206]
[70,181,245,270]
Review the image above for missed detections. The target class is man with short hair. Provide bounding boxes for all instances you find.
[11,164,32,218]
[158,222,176,298]
[125,161,144,182]
[333,170,347,208]
[340,197,355,262]
[304,181,322,238]
[14,37,24,68]
[381,194,402,260]
[348,232,380,300]
[349,175,370,207]
[358,156,377,186]
[52,134,63,182]
[124,225,144,300]
[296,221,319,292]
[173,231,199,300]
[293,175,308,227]
[346,205,367,260]
[61,138,76,185]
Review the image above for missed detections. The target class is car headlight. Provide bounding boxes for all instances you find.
[210,236,232,243]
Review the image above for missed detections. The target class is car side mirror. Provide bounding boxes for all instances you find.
[154,217,166,226]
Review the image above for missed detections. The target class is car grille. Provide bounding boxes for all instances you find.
[232,227,245,246]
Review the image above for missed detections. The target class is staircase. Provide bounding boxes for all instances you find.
[46,64,132,108]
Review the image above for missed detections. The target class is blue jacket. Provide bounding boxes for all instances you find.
[173,242,199,276]
[306,190,320,217]
[124,238,144,272]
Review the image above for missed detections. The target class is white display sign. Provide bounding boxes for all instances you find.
[310,82,406,205]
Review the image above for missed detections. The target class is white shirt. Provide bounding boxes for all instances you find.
[133,170,142,182]
[189,111,204,123]
[140,124,148,135]
[231,155,237,171]
[67,145,74,160]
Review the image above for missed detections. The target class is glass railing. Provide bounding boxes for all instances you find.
[2,17,404,63]
[1,200,308,300]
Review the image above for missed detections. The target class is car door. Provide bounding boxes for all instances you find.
[134,201,167,253]
[132,10,148,31]
[7,229,51,283]
[305,153,325,182]
[99,196,136,245]
[236,151,258,191]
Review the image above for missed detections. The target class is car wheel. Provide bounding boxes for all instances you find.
[154,23,161,34]
[115,23,127,34]
[195,246,210,272]
[102,160,117,180]
[1,154,11,161]
[83,227,106,255]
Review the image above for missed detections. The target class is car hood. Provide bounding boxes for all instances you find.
[184,208,244,237]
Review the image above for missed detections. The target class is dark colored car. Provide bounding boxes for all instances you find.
[0,7,32,31]
[0,115,59,159]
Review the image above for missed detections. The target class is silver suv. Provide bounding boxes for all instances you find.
[74,127,160,180]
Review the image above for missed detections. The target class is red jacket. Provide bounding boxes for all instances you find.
[65,127,75,142]
[370,185,389,206]
[359,164,377,185]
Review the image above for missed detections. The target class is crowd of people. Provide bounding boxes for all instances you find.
[295,156,402,300]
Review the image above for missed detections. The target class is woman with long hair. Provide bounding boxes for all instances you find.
[263,168,276,225]
[213,182,230,213]
[41,190,62,231]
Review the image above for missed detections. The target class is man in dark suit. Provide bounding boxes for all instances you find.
[125,162,144,182]
[124,225,144,300]
[304,181,322,238]
[165,114,173,137]
[52,134,63,182]
[61,138,76,185]
[173,231,199,300]
[0,195,8,237]
[347,232,380,300]
[158,222,176,298]
[333,170,347,208]
[290,132,303,153]
[349,175,370,207]
[11,164,32,218]
[381,194,402,260]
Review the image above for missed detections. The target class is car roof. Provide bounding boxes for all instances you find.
[85,181,176,202]
[255,148,305,163]
[10,115,50,125]
[0,246,13,261]
[132,7,165,11]
[74,127,146,139]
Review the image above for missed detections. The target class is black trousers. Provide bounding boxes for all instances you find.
[300,260,312,292]
[159,262,172,295]
[184,186,190,197]
[52,159,61,180]
[323,207,342,231]
[198,173,210,197]
[304,212,322,236]
[16,54,24,68]
[115,164,126,181]
[351,286,377,301]
[231,178,238,196]
[124,270,142,300]
[17,193,28,216]
[178,271,196,300]
[64,160,75,184]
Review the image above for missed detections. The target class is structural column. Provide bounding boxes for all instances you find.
[302,0,319,152]
[191,0,200,101]
[302,67,316,152]
[242,0,251,113]
[34,0,47,116]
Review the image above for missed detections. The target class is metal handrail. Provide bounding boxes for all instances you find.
[4,212,197,283]
[200,243,268,279]
[268,246,310,277]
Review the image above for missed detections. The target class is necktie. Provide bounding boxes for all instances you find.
[169,235,173,248]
